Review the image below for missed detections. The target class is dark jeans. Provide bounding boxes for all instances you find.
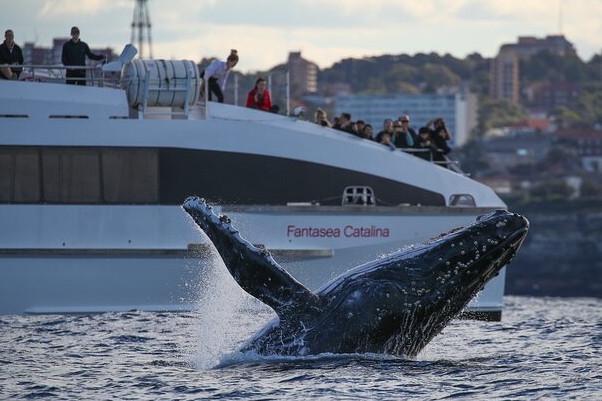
[206,77,224,103]
[66,69,86,86]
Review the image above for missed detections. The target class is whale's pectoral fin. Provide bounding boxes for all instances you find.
[183,197,323,318]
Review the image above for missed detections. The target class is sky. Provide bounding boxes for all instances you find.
[2,0,601,73]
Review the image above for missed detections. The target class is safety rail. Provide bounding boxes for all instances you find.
[1,63,120,87]
[3,61,203,120]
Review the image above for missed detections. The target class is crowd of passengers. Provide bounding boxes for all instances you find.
[314,109,452,166]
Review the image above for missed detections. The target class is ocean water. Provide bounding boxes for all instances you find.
[1,294,601,400]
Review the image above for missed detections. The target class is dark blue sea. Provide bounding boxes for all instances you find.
[1,279,601,400]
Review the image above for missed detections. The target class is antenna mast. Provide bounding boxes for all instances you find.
[131,0,153,58]
[558,0,563,34]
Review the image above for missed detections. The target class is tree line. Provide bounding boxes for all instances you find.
[319,51,602,132]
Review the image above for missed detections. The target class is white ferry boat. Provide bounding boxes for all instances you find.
[0,51,507,318]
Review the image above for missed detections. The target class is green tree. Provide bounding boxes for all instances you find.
[476,98,528,135]
[420,63,461,89]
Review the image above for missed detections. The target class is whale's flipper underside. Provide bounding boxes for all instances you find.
[183,197,322,320]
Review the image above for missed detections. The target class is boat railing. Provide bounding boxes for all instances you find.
[4,63,121,87]
[6,62,203,119]
[399,147,463,173]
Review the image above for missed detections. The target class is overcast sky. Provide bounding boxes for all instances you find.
[3,0,601,72]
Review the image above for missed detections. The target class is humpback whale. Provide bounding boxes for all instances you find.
[183,197,529,358]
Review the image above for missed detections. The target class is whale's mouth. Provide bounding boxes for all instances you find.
[461,223,528,294]
[494,222,528,253]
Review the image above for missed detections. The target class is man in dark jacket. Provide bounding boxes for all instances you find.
[0,29,24,80]
[61,26,105,85]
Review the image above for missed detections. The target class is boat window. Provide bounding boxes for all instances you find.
[0,114,28,118]
[102,149,158,203]
[449,194,476,207]
[48,115,90,119]
[0,147,160,204]
[42,149,101,203]
[0,148,40,202]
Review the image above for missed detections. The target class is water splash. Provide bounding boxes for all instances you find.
[187,246,269,369]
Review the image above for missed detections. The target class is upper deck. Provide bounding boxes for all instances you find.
[0,60,505,209]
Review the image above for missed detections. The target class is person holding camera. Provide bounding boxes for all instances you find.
[246,77,278,112]
[426,117,452,167]
[392,116,416,148]
[314,108,331,127]
[414,126,438,161]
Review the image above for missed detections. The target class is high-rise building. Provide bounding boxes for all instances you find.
[490,35,576,104]
[287,52,318,97]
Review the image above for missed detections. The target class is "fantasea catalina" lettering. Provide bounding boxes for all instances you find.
[286,225,390,238]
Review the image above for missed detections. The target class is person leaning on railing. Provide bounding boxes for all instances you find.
[0,29,24,80]
[200,49,239,103]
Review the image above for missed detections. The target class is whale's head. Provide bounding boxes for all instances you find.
[312,209,529,357]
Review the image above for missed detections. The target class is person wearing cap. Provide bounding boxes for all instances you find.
[0,29,24,80]
[61,26,105,85]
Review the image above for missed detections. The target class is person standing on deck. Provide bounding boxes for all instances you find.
[426,117,452,167]
[61,26,106,85]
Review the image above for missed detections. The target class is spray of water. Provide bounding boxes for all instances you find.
[187,245,271,369]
